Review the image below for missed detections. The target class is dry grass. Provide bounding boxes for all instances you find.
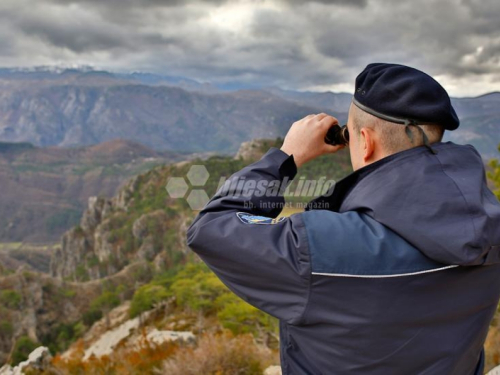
[161,331,278,375]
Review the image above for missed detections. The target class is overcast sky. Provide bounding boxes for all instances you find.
[0,0,498,97]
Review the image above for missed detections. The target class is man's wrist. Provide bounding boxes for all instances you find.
[280,147,303,168]
[262,148,297,180]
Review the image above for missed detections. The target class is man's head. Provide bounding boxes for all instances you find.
[347,103,445,170]
[346,63,459,171]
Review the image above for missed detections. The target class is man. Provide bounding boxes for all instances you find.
[187,63,500,374]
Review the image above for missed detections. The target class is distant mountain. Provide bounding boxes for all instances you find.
[447,92,500,159]
[0,139,183,242]
[0,67,497,157]
[452,92,500,117]
[264,87,353,114]
[0,73,340,153]
[268,88,500,158]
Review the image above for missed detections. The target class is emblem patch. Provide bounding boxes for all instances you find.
[236,212,286,225]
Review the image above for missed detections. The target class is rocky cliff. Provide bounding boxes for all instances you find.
[50,172,190,281]
[0,260,153,366]
[0,150,202,365]
[234,138,283,161]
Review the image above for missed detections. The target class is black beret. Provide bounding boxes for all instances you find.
[353,63,459,131]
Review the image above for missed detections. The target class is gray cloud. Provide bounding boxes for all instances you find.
[46,0,231,6]
[0,0,498,96]
[16,18,128,53]
[279,0,367,6]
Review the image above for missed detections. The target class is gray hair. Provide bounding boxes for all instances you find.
[351,105,445,155]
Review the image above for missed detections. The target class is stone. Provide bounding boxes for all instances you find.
[264,365,282,375]
[0,347,53,375]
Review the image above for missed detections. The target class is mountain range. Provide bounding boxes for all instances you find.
[0,67,497,158]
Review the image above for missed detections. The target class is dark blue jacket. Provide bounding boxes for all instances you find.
[187,142,500,374]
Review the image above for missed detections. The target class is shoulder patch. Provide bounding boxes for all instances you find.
[236,212,286,225]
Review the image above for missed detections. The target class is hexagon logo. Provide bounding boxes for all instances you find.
[186,189,210,210]
[166,177,189,198]
[186,165,210,186]
[165,164,211,211]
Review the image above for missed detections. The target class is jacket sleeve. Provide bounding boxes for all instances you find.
[186,148,311,324]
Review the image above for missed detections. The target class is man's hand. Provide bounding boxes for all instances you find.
[280,113,345,168]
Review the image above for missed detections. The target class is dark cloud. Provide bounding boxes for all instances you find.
[0,0,498,96]
[17,18,128,53]
[46,0,366,7]
[279,0,367,6]
[46,0,230,6]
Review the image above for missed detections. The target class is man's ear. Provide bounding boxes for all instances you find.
[360,127,375,163]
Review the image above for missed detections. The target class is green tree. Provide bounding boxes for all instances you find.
[10,336,38,365]
[170,264,227,314]
[215,293,274,336]
[90,290,121,328]
[0,290,22,309]
[488,144,500,200]
[0,320,13,336]
[82,309,103,327]
[129,284,170,318]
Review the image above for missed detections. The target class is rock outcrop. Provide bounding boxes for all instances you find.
[264,366,282,375]
[234,139,281,161]
[50,168,188,281]
[0,347,54,375]
[0,271,81,366]
[0,259,154,366]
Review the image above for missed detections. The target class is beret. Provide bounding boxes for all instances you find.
[353,63,459,131]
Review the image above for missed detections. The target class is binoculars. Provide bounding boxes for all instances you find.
[325,124,349,146]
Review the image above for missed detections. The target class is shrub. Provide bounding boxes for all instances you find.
[82,309,103,327]
[162,331,276,375]
[73,226,85,237]
[488,145,500,200]
[90,291,121,312]
[170,264,226,314]
[0,289,22,309]
[74,264,89,282]
[129,284,170,318]
[215,293,275,336]
[0,320,13,336]
[131,263,154,284]
[86,255,100,268]
[166,262,278,337]
[52,334,178,374]
[41,322,85,354]
[11,336,38,366]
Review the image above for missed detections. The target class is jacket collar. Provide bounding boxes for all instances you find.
[305,144,429,213]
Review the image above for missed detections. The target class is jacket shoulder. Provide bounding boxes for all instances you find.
[301,210,449,277]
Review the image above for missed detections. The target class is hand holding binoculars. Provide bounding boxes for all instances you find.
[325,124,349,146]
